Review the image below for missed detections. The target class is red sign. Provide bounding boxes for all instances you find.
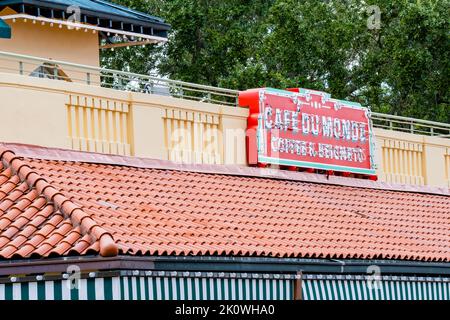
[239,88,377,176]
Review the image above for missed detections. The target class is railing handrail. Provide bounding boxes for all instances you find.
[371,112,450,129]
[0,50,240,95]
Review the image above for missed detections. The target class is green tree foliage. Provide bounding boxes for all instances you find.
[106,0,449,122]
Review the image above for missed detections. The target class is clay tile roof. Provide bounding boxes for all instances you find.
[0,142,449,262]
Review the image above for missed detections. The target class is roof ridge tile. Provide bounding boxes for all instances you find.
[0,146,118,257]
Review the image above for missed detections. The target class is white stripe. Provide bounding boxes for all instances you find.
[443,282,448,300]
[186,278,193,300]
[258,280,263,300]
[252,280,257,300]
[156,277,162,300]
[123,277,129,300]
[202,278,207,300]
[245,279,250,300]
[337,281,345,300]
[302,281,308,300]
[178,278,184,300]
[383,282,390,300]
[140,277,146,300]
[216,279,222,300]
[131,277,137,300]
[344,281,351,300]
[112,277,121,300]
[433,282,438,300]
[411,281,417,300]
[265,280,271,299]
[379,281,385,300]
[330,280,338,300]
[417,282,423,300]
[237,279,243,300]
[427,282,432,300]
[401,281,406,300]
[286,280,291,300]
[12,283,21,300]
[209,279,215,300]
[390,281,397,300]
[0,284,5,300]
[78,279,88,300]
[308,281,316,300]
[406,282,412,300]
[61,280,71,300]
[231,279,236,300]
[437,282,442,301]
[171,278,178,300]
[313,281,321,300]
[367,281,374,300]
[164,278,170,300]
[95,278,104,300]
[279,280,284,300]
[373,282,380,300]
[45,281,54,300]
[349,281,357,300]
[194,278,200,300]
[29,282,38,300]
[224,279,229,300]
[355,281,362,300]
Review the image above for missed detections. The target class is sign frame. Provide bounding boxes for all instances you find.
[242,87,378,176]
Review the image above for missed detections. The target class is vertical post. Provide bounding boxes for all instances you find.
[410,121,414,134]
[293,271,303,300]
[86,72,91,85]
[207,92,212,104]
[19,61,24,75]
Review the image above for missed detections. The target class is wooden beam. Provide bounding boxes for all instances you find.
[293,271,303,300]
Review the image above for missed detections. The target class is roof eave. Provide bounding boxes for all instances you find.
[0,256,449,277]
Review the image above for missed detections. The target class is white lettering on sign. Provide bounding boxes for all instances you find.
[264,107,367,143]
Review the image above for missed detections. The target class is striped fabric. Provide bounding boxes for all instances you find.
[0,275,449,300]
[0,276,292,300]
[302,278,450,300]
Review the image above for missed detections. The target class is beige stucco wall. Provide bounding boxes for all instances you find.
[0,72,249,166]
[0,7,100,81]
[0,71,449,187]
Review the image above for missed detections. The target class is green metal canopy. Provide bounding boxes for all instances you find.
[0,19,11,39]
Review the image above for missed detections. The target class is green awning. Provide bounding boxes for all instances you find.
[0,19,11,39]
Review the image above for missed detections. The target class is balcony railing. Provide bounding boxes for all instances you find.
[0,50,449,138]
[0,50,239,107]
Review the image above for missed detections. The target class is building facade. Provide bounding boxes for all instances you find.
[0,0,449,301]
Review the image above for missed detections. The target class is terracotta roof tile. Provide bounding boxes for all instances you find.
[0,143,449,261]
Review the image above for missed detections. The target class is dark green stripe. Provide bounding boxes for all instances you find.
[220,279,226,300]
[54,281,62,300]
[37,282,45,300]
[5,283,13,300]
[70,283,79,301]
[128,277,133,300]
[136,277,142,300]
[167,278,174,300]
[183,278,188,300]
[120,277,125,300]
[175,277,181,300]
[87,278,96,300]
[160,278,166,300]
[21,282,29,300]
[104,277,113,300]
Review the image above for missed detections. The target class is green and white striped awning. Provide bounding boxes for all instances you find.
[0,273,293,300]
[302,275,450,300]
[0,272,449,300]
